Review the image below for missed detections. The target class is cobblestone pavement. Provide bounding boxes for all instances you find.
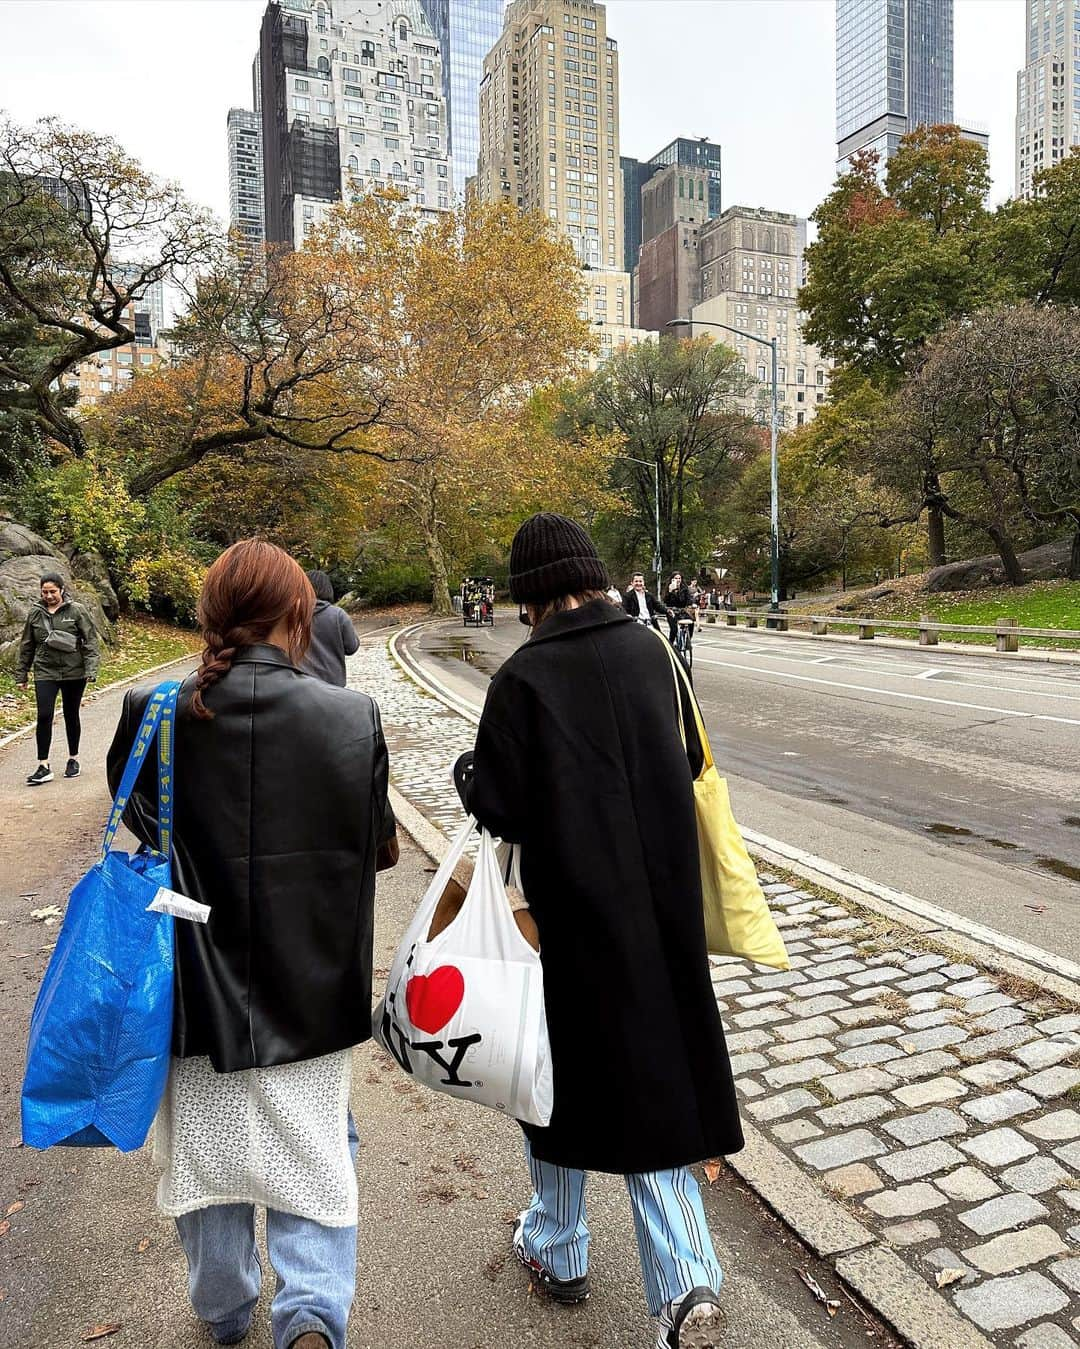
[350,633,1080,1347]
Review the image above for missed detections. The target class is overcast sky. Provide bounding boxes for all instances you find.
[0,0,1023,226]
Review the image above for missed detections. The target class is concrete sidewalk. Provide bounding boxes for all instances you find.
[0,668,888,1347]
[360,628,1080,1347]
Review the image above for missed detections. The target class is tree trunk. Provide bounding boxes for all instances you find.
[987,528,1025,586]
[926,504,946,569]
[1070,523,1080,581]
[421,487,452,616]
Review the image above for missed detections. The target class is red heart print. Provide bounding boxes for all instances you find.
[405,966,465,1035]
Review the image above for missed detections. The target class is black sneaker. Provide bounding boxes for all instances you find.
[27,764,53,786]
[656,1287,724,1349]
[64,758,80,778]
[511,1212,590,1304]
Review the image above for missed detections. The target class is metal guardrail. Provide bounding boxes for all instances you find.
[695,609,1080,652]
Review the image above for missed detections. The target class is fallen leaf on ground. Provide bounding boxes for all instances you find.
[1024,904,1047,914]
[136,1238,150,1254]
[29,906,62,921]
[935,1268,965,1288]
[0,1221,9,1239]
[797,1269,841,1317]
[4,1202,24,1217]
[703,1159,723,1185]
[82,1326,122,1342]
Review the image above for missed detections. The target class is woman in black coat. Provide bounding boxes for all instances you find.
[456,514,739,1349]
[107,540,396,1349]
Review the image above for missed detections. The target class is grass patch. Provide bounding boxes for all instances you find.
[0,615,200,736]
[790,579,1079,650]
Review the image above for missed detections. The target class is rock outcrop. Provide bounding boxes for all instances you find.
[926,539,1073,593]
[0,520,113,672]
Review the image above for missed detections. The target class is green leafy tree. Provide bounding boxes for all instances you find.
[801,129,993,385]
[983,149,1080,308]
[561,335,757,580]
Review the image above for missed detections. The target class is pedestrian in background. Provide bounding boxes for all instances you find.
[302,569,360,687]
[16,571,100,786]
[107,539,397,1349]
[455,513,739,1349]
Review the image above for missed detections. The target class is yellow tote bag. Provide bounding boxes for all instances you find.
[661,637,790,971]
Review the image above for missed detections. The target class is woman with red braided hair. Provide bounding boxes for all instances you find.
[107,539,397,1349]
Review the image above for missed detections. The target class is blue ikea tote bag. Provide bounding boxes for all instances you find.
[21,680,182,1152]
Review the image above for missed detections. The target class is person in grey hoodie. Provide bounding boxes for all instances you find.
[16,572,100,785]
[301,571,360,686]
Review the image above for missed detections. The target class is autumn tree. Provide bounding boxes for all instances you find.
[304,194,595,612]
[0,116,217,458]
[117,239,395,496]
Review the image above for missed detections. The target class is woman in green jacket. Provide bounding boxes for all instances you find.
[16,572,100,785]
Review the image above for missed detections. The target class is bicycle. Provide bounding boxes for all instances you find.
[674,613,695,670]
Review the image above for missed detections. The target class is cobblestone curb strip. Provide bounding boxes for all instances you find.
[354,629,1080,1348]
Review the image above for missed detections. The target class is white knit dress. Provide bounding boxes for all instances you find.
[153,1049,357,1226]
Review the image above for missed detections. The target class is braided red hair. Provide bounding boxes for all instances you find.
[191,540,315,719]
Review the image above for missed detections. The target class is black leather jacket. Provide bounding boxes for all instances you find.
[107,644,395,1072]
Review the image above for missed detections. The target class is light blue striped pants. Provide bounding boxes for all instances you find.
[519,1139,724,1317]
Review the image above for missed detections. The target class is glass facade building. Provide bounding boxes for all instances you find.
[420,0,504,197]
[835,0,953,173]
[620,156,653,274]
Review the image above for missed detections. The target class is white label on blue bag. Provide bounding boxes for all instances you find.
[147,887,211,924]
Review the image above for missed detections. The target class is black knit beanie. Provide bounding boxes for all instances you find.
[508,513,609,604]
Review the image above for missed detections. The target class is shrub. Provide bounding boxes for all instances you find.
[359,560,431,607]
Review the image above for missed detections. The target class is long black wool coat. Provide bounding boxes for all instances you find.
[462,598,743,1174]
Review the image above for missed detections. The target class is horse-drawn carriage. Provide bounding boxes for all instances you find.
[461,576,495,627]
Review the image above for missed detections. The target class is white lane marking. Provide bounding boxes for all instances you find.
[693,639,1080,702]
[692,654,1080,726]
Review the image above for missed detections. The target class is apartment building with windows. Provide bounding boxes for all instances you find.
[689,207,831,428]
[419,0,504,198]
[61,291,168,409]
[477,0,622,269]
[259,0,453,248]
[1016,0,1080,197]
[476,0,654,358]
[227,107,266,256]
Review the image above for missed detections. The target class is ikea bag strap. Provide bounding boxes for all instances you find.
[100,680,182,862]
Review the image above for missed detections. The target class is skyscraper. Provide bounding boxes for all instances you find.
[1015,0,1080,197]
[419,0,504,198]
[630,137,722,331]
[259,0,452,249]
[476,0,646,357]
[227,108,265,256]
[477,0,622,270]
[835,0,954,172]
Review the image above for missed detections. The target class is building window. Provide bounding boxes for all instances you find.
[370,158,381,176]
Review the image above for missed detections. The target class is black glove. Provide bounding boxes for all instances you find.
[453,751,475,808]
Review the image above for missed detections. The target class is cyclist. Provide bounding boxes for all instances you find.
[622,571,669,630]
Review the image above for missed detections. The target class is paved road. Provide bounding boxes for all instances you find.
[0,668,894,1349]
[404,615,1080,965]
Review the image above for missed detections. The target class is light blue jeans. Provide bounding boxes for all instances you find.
[174,1116,359,1349]
[519,1138,724,1317]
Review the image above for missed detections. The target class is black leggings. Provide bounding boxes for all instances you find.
[34,679,86,761]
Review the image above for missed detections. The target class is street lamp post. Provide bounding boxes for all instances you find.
[615,452,662,595]
[665,316,781,613]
